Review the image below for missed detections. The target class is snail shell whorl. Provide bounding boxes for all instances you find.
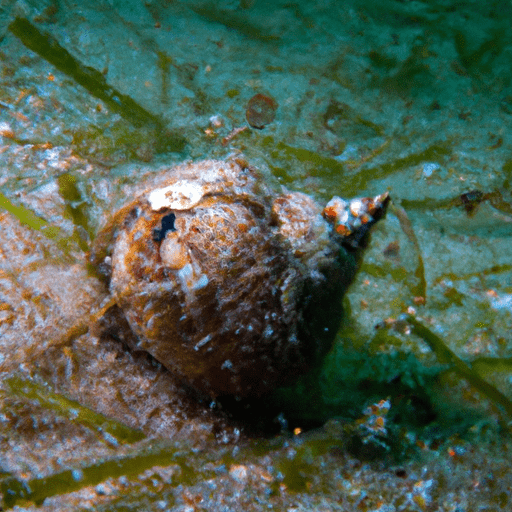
[106,160,354,398]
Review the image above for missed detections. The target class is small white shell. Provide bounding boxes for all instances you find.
[159,232,189,269]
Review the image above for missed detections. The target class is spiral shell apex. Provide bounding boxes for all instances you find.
[94,159,389,398]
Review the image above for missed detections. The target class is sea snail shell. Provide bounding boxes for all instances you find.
[93,159,389,399]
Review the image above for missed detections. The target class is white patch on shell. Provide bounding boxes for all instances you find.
[177,263,193,286]
[349,198,364,217]
[221,359,233,370]
[194,334,212,351]
[159,233,189,269]
[193,273,209,290]
[324,196,348,213]
[177,263,209,293]
[148,180,205,211]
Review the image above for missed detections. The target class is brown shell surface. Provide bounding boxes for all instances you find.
[103,159,351,398]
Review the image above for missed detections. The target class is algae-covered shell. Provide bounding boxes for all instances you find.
[92,159,388,398]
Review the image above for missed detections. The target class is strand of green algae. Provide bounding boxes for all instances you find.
[403,315,512,422]
[0,191,78,261]
[4,376,146,446]
[8,17,163,130]
[1,442,216,509]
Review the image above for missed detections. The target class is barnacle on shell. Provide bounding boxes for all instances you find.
[92,158,389,398]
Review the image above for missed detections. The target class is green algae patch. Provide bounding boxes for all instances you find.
[433,264,512,286]
[403,315,512,423]
[0,442,209,509]
[440,287,465,307]
[322,99,386,138]
[0,192,52,233]
[472,357,512,378]
[242,132,451,200]
[72,121,186,166]
[360,262,408,281]
[57,173,93,252]
[343,140,452,193]
[0,191,78,260]
[8,17,163,130]
[271,141,345,177]
[454,29,507,77]
[190,4,280,42]
[274,438,341,493]
[4,376,146,446]
[392,204,427,300]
